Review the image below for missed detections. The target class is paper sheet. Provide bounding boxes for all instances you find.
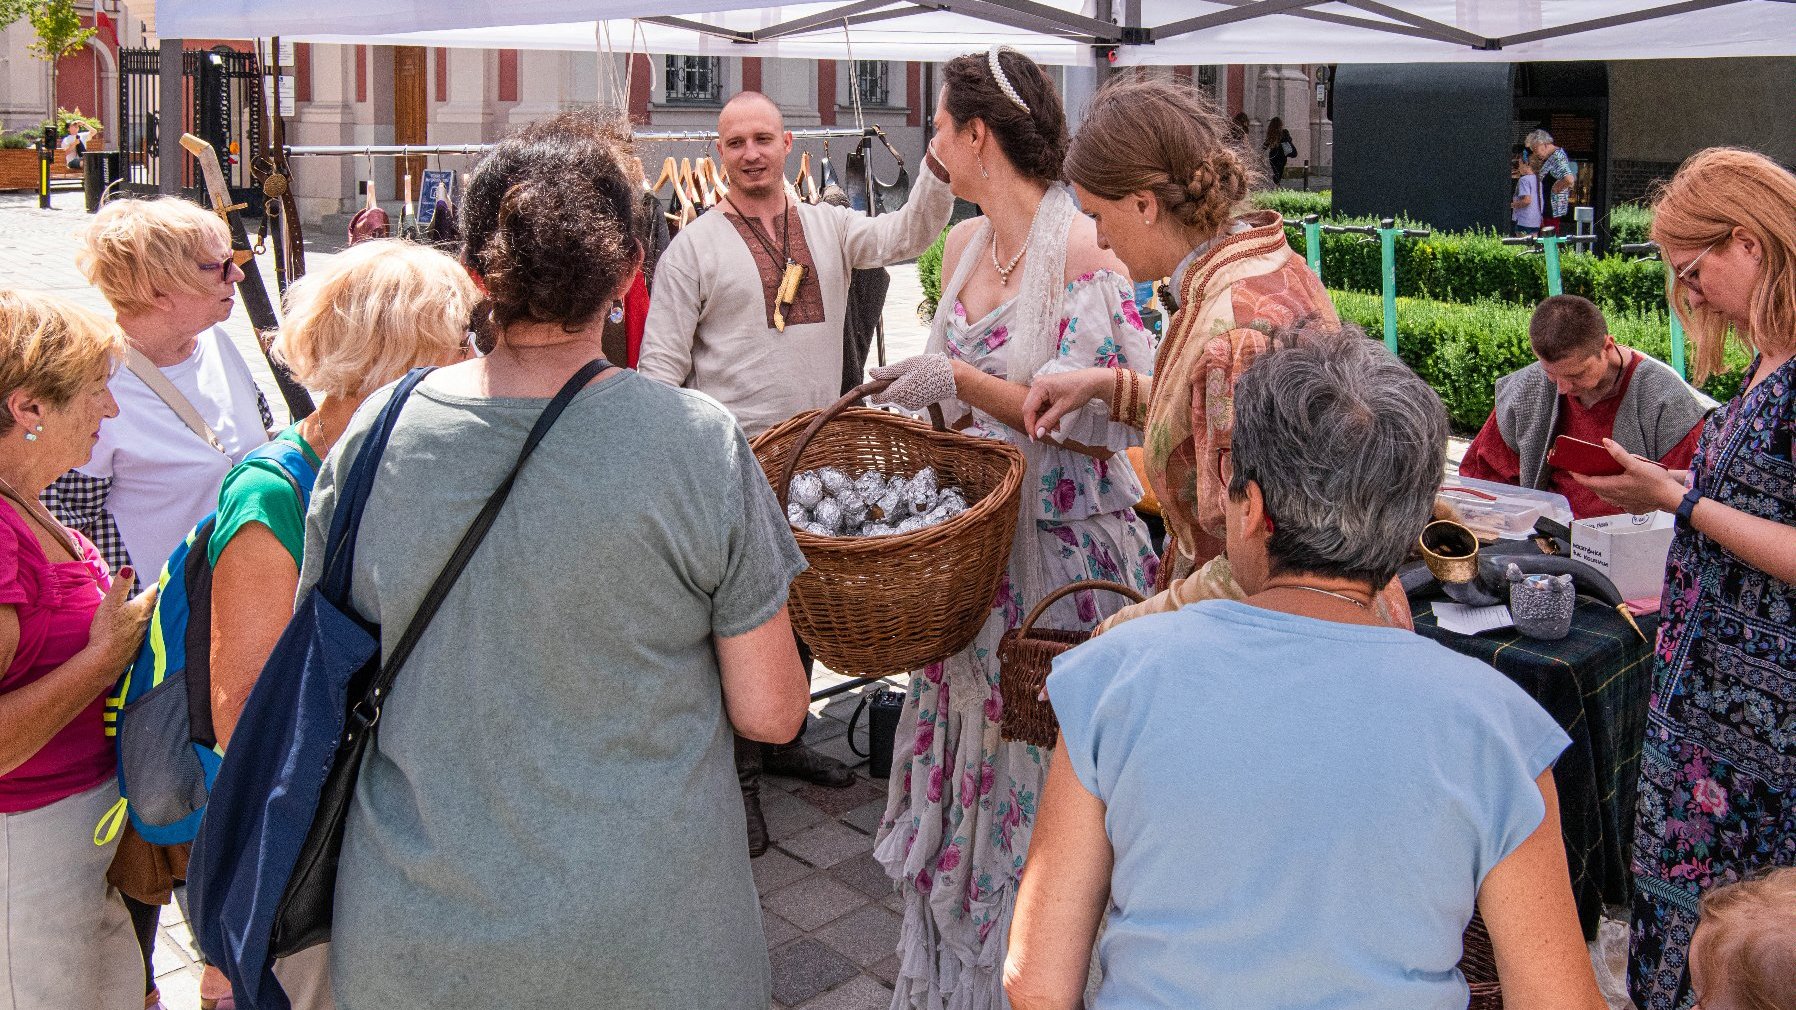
[1432,602,1515,636]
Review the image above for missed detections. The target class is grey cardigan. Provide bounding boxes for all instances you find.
[1493,353,1715,490]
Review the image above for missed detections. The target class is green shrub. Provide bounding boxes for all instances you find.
[1330,289,1745,433]
[0,130,33,150]
[917,227,947,318]
[1284,220,1667,317]
[1607,203,1653,247]
[1250,189,1330,219]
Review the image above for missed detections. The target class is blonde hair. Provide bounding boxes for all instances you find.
[275,240,476,399]
[1693,868,1796,1010]
[76,197,232,318]
[0,288,126,434]
[1651,148,1796,382]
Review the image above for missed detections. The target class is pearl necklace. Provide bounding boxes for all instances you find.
[989,193,1051,286]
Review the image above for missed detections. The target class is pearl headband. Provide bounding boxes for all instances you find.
[987,47,1031,115]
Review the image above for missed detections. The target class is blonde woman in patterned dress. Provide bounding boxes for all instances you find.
[1023,76,1412,630]
[866,49,1156,1010]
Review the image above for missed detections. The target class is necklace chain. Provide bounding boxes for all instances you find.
[725,192,793,267]
[1270,583,1371,609]
[0,471,82,562]
[989,193,1051,286]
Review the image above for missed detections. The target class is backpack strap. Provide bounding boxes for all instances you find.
[243,440,321,509]
[319,368,435,607]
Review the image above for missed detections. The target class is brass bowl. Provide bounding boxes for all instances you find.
[1420,520,1481,584]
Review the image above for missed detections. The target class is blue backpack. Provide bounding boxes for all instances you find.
[101,440,318,847]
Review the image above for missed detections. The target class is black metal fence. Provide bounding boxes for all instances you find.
[117,46,264,209]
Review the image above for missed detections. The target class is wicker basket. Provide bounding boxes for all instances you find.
[1460,911,1503,1010]
[751,379,1025,677]
[996,580,1146,747]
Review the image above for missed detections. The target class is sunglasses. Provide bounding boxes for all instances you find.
[196,258,235,283]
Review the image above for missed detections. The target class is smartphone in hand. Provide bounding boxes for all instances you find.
[1547,435,1656,477]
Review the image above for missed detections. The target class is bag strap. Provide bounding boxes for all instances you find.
[320,367,436,604]
[348,358,611,731]
[125,347,227,454]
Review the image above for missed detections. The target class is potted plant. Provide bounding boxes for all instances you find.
[0,0,98,190]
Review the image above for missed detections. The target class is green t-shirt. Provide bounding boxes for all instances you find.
[208,424,320,568]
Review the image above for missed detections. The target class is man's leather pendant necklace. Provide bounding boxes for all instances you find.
[726,192,804,332]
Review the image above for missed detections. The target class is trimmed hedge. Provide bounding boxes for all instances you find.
[1608,203,1653,247]
[1283,221,1669,318]
[1331,289,1745,433]
[1250,189,1331,219]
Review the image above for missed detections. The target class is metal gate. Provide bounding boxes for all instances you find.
[117,45,264,209]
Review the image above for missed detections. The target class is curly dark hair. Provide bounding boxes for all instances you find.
[461,108,641,334]
[941,48,1068,183]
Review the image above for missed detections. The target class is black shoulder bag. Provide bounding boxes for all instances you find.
[271,358,611,957]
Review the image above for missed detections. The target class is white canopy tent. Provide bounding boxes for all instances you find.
[154,0,1796,63]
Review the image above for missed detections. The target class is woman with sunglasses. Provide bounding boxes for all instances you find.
[1572,148,1796,1010]
[47,195,275,1010]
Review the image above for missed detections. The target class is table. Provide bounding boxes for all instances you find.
[1414,596,1656,939]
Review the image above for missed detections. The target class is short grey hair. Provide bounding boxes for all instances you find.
[1524,129,1554,148]
[1228,324,1449,586]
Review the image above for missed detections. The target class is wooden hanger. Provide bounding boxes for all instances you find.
[651,156,677,196]
[707,157,728,200]
[695,157,717,207]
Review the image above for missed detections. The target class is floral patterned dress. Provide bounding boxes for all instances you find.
[875,270,1158,1010]
[1629,353,1796,1010]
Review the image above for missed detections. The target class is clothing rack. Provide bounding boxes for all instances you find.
[282,126,882,159]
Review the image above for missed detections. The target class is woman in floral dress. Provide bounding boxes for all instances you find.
[1574,148,1796,1010]
[867,49,1155,1009]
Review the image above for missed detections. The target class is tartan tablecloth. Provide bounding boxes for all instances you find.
[1414,597,1656,940]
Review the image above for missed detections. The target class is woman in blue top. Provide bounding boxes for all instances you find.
[1006,326,1607,1009]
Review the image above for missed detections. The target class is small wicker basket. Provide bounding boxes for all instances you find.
[996,580,1146,747]
[751,379,1025,677]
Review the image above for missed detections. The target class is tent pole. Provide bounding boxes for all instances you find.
[1329,0,1490,46]
[1494,0,1746,46]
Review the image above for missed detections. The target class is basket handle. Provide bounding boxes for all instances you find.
[1017,579,1147,637]
[776,378,948,507]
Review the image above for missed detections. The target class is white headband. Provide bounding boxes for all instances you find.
[987,47,1031,115]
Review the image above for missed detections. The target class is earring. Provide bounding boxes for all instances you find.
[23,424,41,442]
[977,155,990,180]
[608,300,625,324]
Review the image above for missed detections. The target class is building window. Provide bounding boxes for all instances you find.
[665,55,722,105]
[852,60,890,107]
[1196,65,1220,99]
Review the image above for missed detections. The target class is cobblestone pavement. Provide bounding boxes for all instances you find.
[1,189,927,1010]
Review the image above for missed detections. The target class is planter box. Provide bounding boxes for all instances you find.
[0,146,91,191]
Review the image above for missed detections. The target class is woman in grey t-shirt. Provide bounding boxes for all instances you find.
[297,110,811,1010]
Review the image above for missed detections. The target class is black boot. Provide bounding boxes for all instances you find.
[737,734,769,857]
[764,740,855,788]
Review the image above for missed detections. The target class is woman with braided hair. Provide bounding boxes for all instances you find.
[866,48,1157,1010]
[1023,75,1414,631]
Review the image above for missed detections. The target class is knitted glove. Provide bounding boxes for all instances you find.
[869,354,957,411]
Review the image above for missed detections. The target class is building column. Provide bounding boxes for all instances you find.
[287,42,362,220]
[433,47,496,145]
[508,49,566,128]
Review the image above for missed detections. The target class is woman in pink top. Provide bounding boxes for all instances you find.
[0,289,158,1010]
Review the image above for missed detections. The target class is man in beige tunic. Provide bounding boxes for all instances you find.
[640,91,953,853]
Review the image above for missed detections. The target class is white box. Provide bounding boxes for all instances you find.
[1571,511,1676,601]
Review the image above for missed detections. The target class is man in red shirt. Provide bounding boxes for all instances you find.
[1459,295,1713,519]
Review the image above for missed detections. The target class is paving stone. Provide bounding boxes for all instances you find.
[779,819,871,871]
[164,919,202,963]
[763,910,802,949]
[812,903,904,968]
[769,938,860,1008]
[761,787,830,841]
[867,954,903,988]
[883,891,905,914]
[152,960,201,1008]
[793,776,884,817]
[795,973,896,1010]
[840,797,888,836]
[830,851,897,900]
[809,732,864,770]
[753,847,813,894]
[764,875,870,932]
[803,712,849,742]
